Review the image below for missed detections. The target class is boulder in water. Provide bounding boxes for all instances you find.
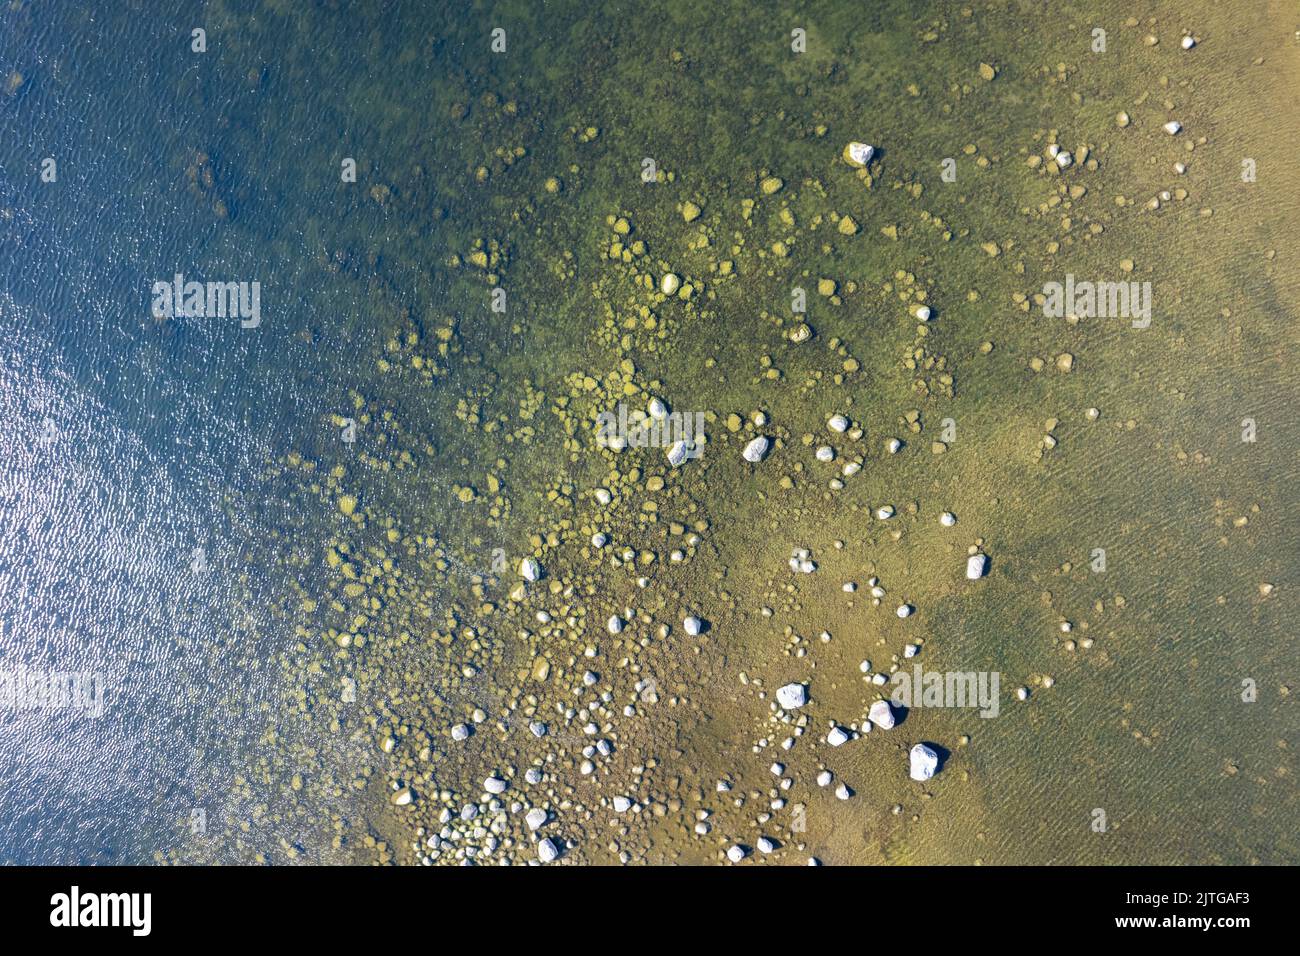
[909,743,939,781]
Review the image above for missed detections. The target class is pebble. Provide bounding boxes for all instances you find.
[683,615,703,636]
[1181,35,1196,50]
[451,723,471,741]
[896,603,914,619]
[666,440,691,467]
[940,511,956,526]
[1164,120,1183,135]
[757,836,777,854]
[613,796,632,813]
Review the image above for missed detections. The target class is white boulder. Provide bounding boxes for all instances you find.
[843,142,875,167]
[868,700,896,730]
[776,682,807,710]
[909,743,939,781]
[742,435,771,462]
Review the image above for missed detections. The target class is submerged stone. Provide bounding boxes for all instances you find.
[842,142,875,167]
[909,743,939,781]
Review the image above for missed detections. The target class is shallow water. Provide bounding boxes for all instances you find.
[0,0,1295,864]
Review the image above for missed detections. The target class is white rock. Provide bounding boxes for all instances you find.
[815,445,835,462]
[666,439,691,467]
[915,305,932,321]
[966,553,989,580]
[896,603,913,619]
[872,672,888,686]
[392,787,413,806]
[607,615,623,634]
[519,557,541,582]
[525,768,542,784]
[742,435,771,462]
[660,273,680,296]
[525,807,547,831]
[869,700,896,730]
[827,726,850,746]
[776,682,807,710]
[903,642,919,657]
[613,796,632,813]
[828,414,849,433]
[451,723,471,741]
[757,836,776,854]
[683,615,703,636]
[726,845,747,863]
[591,532,608,547]
[537,837,559,863]
[648,396,668,420]
[940,511,956,526]
[1181,35,1196,49]
[484,776,507,795]
[816,770,833,787]
[844,142,875,167]
[887,438,902,454]
[835,783,853,800]
[877,505,895,519]
[909,743,939,781]
[1164,120,1182,135]
[529,720,547,738]
[1056,151,1073,169]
